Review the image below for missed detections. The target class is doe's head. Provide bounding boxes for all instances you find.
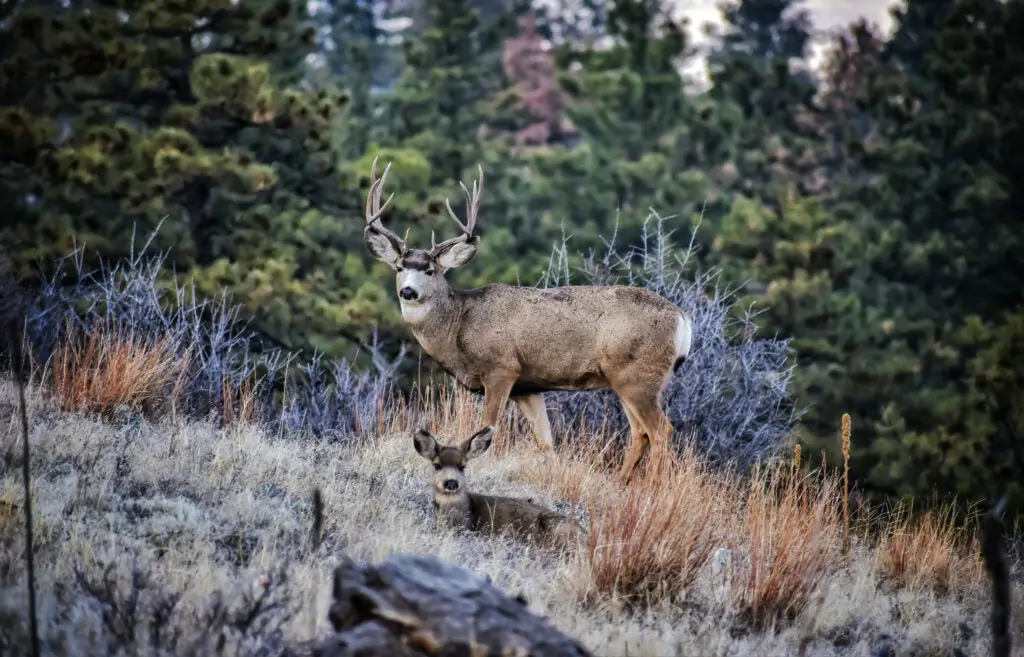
[412,426,494,497]
[361,158,484,308]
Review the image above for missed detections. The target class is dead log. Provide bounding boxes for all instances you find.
[315,554,594,657]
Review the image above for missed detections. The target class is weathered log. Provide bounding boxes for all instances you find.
[314,554,594,657]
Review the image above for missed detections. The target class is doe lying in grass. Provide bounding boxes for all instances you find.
[413,426,583,551]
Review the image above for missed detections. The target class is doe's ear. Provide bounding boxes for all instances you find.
[364,226,403,270]
[413,428,438,460]
[461,426,494,460]
[435,237,480,271]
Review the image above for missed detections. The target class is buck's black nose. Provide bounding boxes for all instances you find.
[443,479,459,492]
[400,286,419,301]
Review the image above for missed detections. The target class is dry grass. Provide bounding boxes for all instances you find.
[874,502,986,596]
[49,322,189,419]
[730,464,842,629]
[581,447,728,605]
[0,380,1019,656]
[219,374,258,427]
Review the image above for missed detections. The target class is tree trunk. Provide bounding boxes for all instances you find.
[314,554,594,657]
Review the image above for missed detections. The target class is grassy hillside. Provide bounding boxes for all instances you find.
[1,377,1020,655]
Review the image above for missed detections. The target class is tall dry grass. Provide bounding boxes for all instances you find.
[730,463,842,629]
[874,501,985,595]
[514,408,992,631]
[582,447,728,604]
[49,322,190,418]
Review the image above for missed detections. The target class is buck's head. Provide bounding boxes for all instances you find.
[362,158,483,318]
[413,426,494,501]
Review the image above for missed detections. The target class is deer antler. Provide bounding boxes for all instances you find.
[364,156,406,251]
[431,165,484,254]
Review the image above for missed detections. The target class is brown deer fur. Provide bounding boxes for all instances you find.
[363,159,692,484]
[413,426,583,551]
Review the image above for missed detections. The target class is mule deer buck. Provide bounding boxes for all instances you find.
[413,426,583,550]
[363,158,692,484]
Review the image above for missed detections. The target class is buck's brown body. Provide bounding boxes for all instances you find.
[414,427,583,551]
[404,283,684,396]
[362,159,692,484]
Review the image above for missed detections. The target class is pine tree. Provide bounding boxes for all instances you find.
[841,0,1024,506]
[0,0,403,362]
[703,0,820,201]
[382,0,510,185]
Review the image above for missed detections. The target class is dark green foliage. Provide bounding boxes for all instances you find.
[382,0,511,184]
[0,0,406,364]
[840,0,1024,506]
[706,0,1024,510]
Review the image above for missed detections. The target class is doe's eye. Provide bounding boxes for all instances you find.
[433,464,442,471]
[425,270,434,276]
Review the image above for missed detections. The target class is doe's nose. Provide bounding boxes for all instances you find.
[442,479,459,492]
[399,286,419,301]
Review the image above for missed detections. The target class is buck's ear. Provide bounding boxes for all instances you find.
[462,426,494,460]
[412,428,438,459]
[364,226,403,270]
[435,237,480,271]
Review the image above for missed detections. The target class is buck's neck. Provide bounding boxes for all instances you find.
[399,283,466,336]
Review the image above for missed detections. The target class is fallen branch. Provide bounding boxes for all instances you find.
[316,554,593,657]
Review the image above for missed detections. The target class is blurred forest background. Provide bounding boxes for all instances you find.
[1,0,1022,513]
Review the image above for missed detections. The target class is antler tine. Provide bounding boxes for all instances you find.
[366,160,396,225]
[363,156,405,249]
[362,157,405,251]
[442,164,484,238]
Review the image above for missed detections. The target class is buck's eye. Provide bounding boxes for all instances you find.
[425,270,435,276]
[396,266,404,272]
[433,464,442,471]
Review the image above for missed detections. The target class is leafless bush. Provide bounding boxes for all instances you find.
[14,225,392,439]
[537,211,803,469]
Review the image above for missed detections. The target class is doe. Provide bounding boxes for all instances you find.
[413,426,583,551]
[364,159,692,484]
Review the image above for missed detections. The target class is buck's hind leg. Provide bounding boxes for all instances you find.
[615,376,674,485]
[513,393,554,452]
[616,396,650,485]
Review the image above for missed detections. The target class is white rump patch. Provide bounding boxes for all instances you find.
[674,313,692,359]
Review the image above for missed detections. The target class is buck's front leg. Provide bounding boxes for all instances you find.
[480,373,517,439]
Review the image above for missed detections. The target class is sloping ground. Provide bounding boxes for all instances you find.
[0,380,1019,656]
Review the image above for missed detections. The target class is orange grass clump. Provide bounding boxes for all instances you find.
[583,447,727,604]
[50,324,189,418]
[730,464,841,629]
[873,502,984,595]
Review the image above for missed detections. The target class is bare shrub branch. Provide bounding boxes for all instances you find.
[15,224,392,439]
